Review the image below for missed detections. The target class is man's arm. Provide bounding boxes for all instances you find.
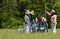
[46,11,51,16]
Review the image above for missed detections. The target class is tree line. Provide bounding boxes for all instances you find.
[0,0,60,28]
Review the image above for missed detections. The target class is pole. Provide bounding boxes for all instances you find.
[51,0,55,10]
[45,3,46,19]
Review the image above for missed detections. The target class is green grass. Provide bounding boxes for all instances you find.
[0,29,60,39]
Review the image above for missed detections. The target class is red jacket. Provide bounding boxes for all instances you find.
[39,17,44,23]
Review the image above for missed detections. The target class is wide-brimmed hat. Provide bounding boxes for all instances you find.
[51,10,55,13]
[30,10,34,15]
[25,10,30,14]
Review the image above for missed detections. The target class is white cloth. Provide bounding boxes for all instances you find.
[24,14,30,33]
[25,15,30,24]
[25,24,30,33]
[51,23,57,33]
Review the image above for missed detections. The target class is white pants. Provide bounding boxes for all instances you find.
[51,23,57,33]
[25,24,30,33]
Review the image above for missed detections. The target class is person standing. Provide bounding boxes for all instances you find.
[29,10,34,32]
[46,10,57,33]
[24,10,34,33]
[24,10,30,33]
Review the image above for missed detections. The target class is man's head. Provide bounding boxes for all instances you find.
[30,10,34,15]
[26,10,30,13]
[51,10,56,14]
[51,10,55,13]
[25,10,30,14]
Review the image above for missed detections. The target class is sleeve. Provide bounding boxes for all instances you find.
[46,11,51,16]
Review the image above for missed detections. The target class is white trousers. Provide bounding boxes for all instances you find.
[25,24,30,33]
[51,24,57,33]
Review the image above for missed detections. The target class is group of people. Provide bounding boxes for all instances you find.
[24,9,57,34]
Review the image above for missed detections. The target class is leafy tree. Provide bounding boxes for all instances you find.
[0,0,60,28]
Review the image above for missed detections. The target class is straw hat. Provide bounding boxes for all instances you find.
[30,10,34,15]
[51,10,55,13]
[25,10,30,14]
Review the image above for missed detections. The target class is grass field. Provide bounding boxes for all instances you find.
[0,29,60,39]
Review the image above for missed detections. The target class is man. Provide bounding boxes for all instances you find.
[29,10,34,32]
[24,10,34,33]
[24,10,30,33]
[46,10,57,33]
[38,15,48,32]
